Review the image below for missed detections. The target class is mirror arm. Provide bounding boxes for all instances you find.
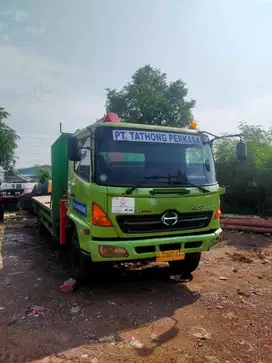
[201,131,244,144]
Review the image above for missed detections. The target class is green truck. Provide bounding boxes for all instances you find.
[32,113,246,281]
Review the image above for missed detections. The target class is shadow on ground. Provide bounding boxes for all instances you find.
[0,214,200,362]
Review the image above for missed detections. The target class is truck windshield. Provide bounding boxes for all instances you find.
[94,126,216,188]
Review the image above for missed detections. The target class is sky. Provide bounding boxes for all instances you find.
[1,0,272,168]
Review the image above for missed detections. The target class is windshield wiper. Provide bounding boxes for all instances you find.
[125,175,169,195]
[170,180,210,193]
[167,170,210,193]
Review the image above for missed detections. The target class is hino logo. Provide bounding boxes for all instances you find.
[161,212,179,226]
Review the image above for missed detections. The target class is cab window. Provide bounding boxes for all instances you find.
[75,137,91,181]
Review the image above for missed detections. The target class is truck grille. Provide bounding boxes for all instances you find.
[117,211,213,234]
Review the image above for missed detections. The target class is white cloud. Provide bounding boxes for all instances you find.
[26,26,46,34]
[0,44,73,98]
[195,92,272,135]
[0,9,28,22]
[0,43,104,167]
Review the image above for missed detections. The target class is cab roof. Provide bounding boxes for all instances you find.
[74,121,200,137]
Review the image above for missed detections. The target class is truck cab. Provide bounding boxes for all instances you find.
[66,113,228,277]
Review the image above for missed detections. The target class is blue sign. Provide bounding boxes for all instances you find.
[72,200,87,217]
[112,129,201,145]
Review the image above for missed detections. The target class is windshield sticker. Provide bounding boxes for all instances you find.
[112,130,201,145]
[99,174,108,183]
[112,197,135,214]
[72,200,87,217]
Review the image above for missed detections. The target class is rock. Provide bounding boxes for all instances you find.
[107,301,117,306]
[224,312,236,320]
[60,278,77,293]
[191,327,211,340]
[219,276,228,281]
[99,335,115,343]
[91,358,98,363]
[70,306,80,314]
[151,332,158,342]
[127,337,143,348]
[237,288,250,297]
[205,356,220,363]
[81,353,88,359]
[216,305,224,310]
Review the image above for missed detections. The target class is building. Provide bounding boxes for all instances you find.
[18,165,51,177]
[1,165,51,187]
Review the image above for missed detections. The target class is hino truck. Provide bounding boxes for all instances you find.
[32,113,247,280]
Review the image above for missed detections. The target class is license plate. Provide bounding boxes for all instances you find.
[156,250,185,262]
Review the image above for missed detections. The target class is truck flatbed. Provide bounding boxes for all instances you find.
[32,195,52,211]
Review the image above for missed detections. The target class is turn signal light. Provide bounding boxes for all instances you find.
[92,203,112,227]
[214,205,222,219]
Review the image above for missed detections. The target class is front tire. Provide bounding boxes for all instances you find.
[69,227,92,283]
[169,252,201,274]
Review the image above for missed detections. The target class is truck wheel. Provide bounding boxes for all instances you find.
[69,228,92,283]
[169,252,201,274]
[37,214,48,236]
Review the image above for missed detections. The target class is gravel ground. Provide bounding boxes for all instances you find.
[0,212,271,363]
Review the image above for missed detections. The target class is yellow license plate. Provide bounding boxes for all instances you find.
[156,250,185,262]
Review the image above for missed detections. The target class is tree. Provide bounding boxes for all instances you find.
[35,165,51,183]
[0,107,19,171]
[214,122,272,216]
[106,65,196,127]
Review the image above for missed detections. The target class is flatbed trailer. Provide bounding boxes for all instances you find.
[32,195,52,210]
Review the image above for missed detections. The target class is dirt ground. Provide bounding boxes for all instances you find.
[0,213,271,363]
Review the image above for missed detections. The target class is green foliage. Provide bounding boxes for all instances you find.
[35,165,52,183]
[106,65,196,128]
[215,123,272,216]
[0,107,19,171]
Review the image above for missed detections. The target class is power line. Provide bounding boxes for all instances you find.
[17,145,51,148]
[18,135,57,140]
[16,153,50,157]
[18,130,59,136]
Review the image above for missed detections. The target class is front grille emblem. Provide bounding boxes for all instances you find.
[161,212,179,226]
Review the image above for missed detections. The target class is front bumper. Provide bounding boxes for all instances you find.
[83,228,223,262]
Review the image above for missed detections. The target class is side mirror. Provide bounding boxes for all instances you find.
[236,140,247,161]
[68,136,81,162]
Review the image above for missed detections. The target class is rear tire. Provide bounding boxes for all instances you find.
[37,213,49,236]
[169,252,201,274]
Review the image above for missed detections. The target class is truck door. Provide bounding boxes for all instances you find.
[69,136,92,222]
